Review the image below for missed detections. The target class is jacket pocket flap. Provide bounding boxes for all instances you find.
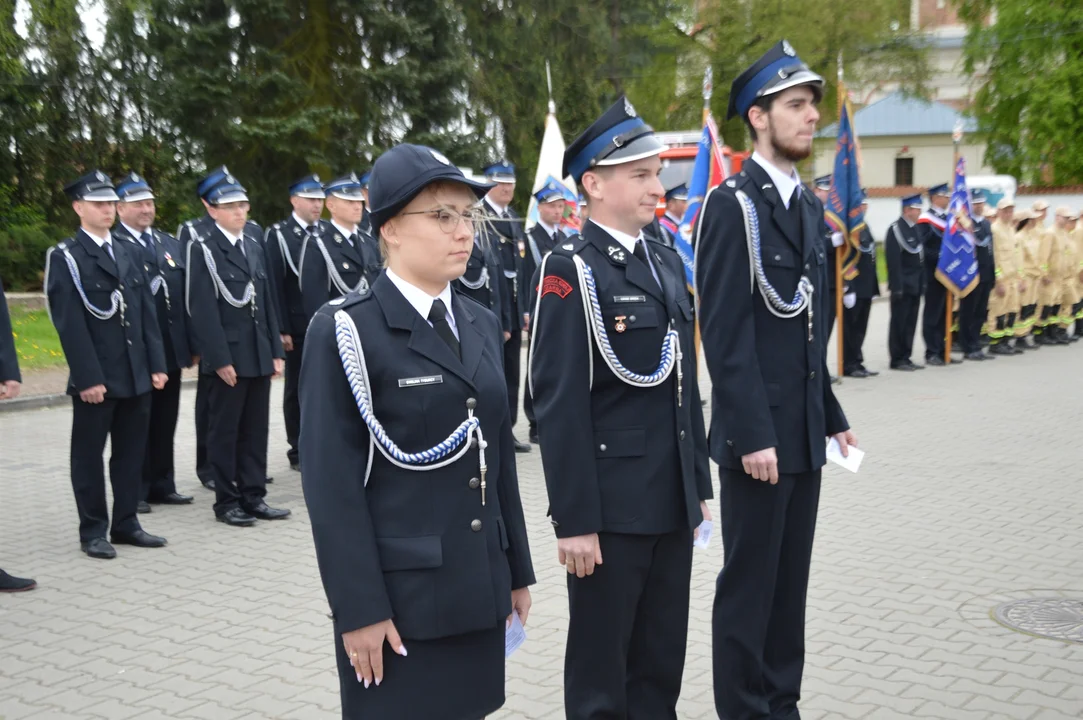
[762,246,797,268]
[376,535,443,571]
[594,427,646,458]
[496,517,510,551]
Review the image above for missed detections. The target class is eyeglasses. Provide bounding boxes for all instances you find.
[400,207,481,234]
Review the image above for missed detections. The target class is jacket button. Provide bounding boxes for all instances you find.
[726,439,733,446]
[466,397,477,410]
[470,519,482,532]
[127,340,132,346]
[469,477,480,489]
[628,315,636,323]
[805,263,810,270]
[774,254,781,261]
[599,443,607,452]
[119,284,125,290]
[679,430,686,440]
[810,371,816,379]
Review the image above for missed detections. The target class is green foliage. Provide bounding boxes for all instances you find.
[0,222,66,291]
[8,306,65,369]
[956,0,1083,184]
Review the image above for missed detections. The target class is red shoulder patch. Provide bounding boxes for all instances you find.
[540,275,574,299]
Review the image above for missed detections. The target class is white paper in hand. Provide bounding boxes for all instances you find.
[826,437,864,473]
[505,611,527,658]
[694,520,713,549]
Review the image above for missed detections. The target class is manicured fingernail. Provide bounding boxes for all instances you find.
[398,645,408,657]
[356,673,363,683]
[363,678,370,689]
[375,677,381,686]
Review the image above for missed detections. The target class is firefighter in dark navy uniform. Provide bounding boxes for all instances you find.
[112,172,195,510]
[299,143,534,720]
[521,179,568,444]
[885,193,927,370]
[693,40,858,720]
[658,183,688,245]
[266,174,327,471]
[185,176,291,527]
[299,172,382,320]
[842,191,881,377]
[46,171,171,558]
[530,96,712,719]
[919,183,953,364]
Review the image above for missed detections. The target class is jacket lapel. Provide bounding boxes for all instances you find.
[452,292,484,383]
[585,222,664,304]
[799,189,819,263]
[77,230,118,279]
[213,228,250,277]
[745,160,802,252]
[374,274,476,389]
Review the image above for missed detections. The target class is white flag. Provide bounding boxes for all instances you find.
[526,111,576,230]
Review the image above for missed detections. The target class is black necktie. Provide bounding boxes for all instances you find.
[140,232,156,264]
[633,239,661,290]
[348,233,358,247]
[104,242,115,261]
[428,299,460,359]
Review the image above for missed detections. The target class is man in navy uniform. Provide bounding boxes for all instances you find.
[0,273,37,589]
[531,95,712,719]
[919,183,954,365]
[693,41,858,719]
[46,171,170,558]
[480,161,531,453]
[266,174,326,471]
[842,191,881,378]
[113,172,195,510]
[521,179,569,444]
[185,176,291,527]
[658,183,688,244]
[885,194,927,370]
[300,172,381,319]
[958,190,995,360]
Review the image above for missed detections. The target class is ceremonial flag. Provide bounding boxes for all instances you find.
[677,114,726,289]
[526,109,577,230]
[935,157,980,297]
[824,99,864,281]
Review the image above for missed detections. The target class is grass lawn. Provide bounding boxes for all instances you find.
[9,306,67,370]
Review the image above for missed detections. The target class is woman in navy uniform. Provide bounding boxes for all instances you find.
[299,143,535,720]
[299,172,382,320]
[531,96,712,719]
[694,41,858,720]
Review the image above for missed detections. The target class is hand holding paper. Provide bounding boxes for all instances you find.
[826,436,864,473]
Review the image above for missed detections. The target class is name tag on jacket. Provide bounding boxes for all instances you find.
[398,375,443,388]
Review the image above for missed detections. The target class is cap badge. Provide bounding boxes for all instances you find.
[430,150,450,165]
[624,97,636,117]
[329,297,345,306]
[225,175,235,184]
[95,170,106,182]
[313,174,320,183]
[782,40,796,57]
[726,179,736,188]
[562,243,574,251]
[132,173,141,182]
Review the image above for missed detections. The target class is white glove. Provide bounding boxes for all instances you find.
[831,232,844,248]
[843,292,857,309]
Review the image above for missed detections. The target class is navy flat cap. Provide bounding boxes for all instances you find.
[563,95,665,185]
[289,174,326,199]
[115,172,154,203]
[64,170,119,202]
[727,40,824,121]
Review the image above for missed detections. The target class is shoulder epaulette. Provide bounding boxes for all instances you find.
[550,234,588,257]
[328,286,373,310]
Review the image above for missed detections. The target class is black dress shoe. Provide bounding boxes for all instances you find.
[964,351,985,361]
[830,375,841,385]
[111,529,168,548]
[243,503,291,520]
[217,508,257,526]
[290,462,301,472]
[199,475,216,491]
[926,356,946,366]
[890,363,916,371]
[528,427,539,444]
[148,492,194,505]
[81,538,117,559]
[137,501,151,514]
[909,361,925,370]
[513,437,532,453]
[0,569,37,592]
[860,365,880,376]
[265,476,274,484]
[843,368,870,378]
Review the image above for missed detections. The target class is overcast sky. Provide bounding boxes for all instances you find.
[14,0,107,51]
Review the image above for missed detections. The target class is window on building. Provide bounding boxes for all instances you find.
[895,157,914,186]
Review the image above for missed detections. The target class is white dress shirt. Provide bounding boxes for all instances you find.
[83,229,114,257]
[386,267,459,340]
[589,219,661,286]
[293,212,319,234]
[216,224,245,253]
[331,220,358,244]
[121,222,152,246]
[750,151,801,209]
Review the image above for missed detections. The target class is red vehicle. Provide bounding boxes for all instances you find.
[655,130,748,216]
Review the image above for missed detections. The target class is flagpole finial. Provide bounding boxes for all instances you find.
[703,67,713,103]
[837,50,844,84]
[545,60,555,114]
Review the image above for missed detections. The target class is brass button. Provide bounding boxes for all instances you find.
[470,519,482,532]
[599,444,607,452]
[469,477,480,489]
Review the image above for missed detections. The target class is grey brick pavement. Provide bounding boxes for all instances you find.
[2,304,1082,720]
